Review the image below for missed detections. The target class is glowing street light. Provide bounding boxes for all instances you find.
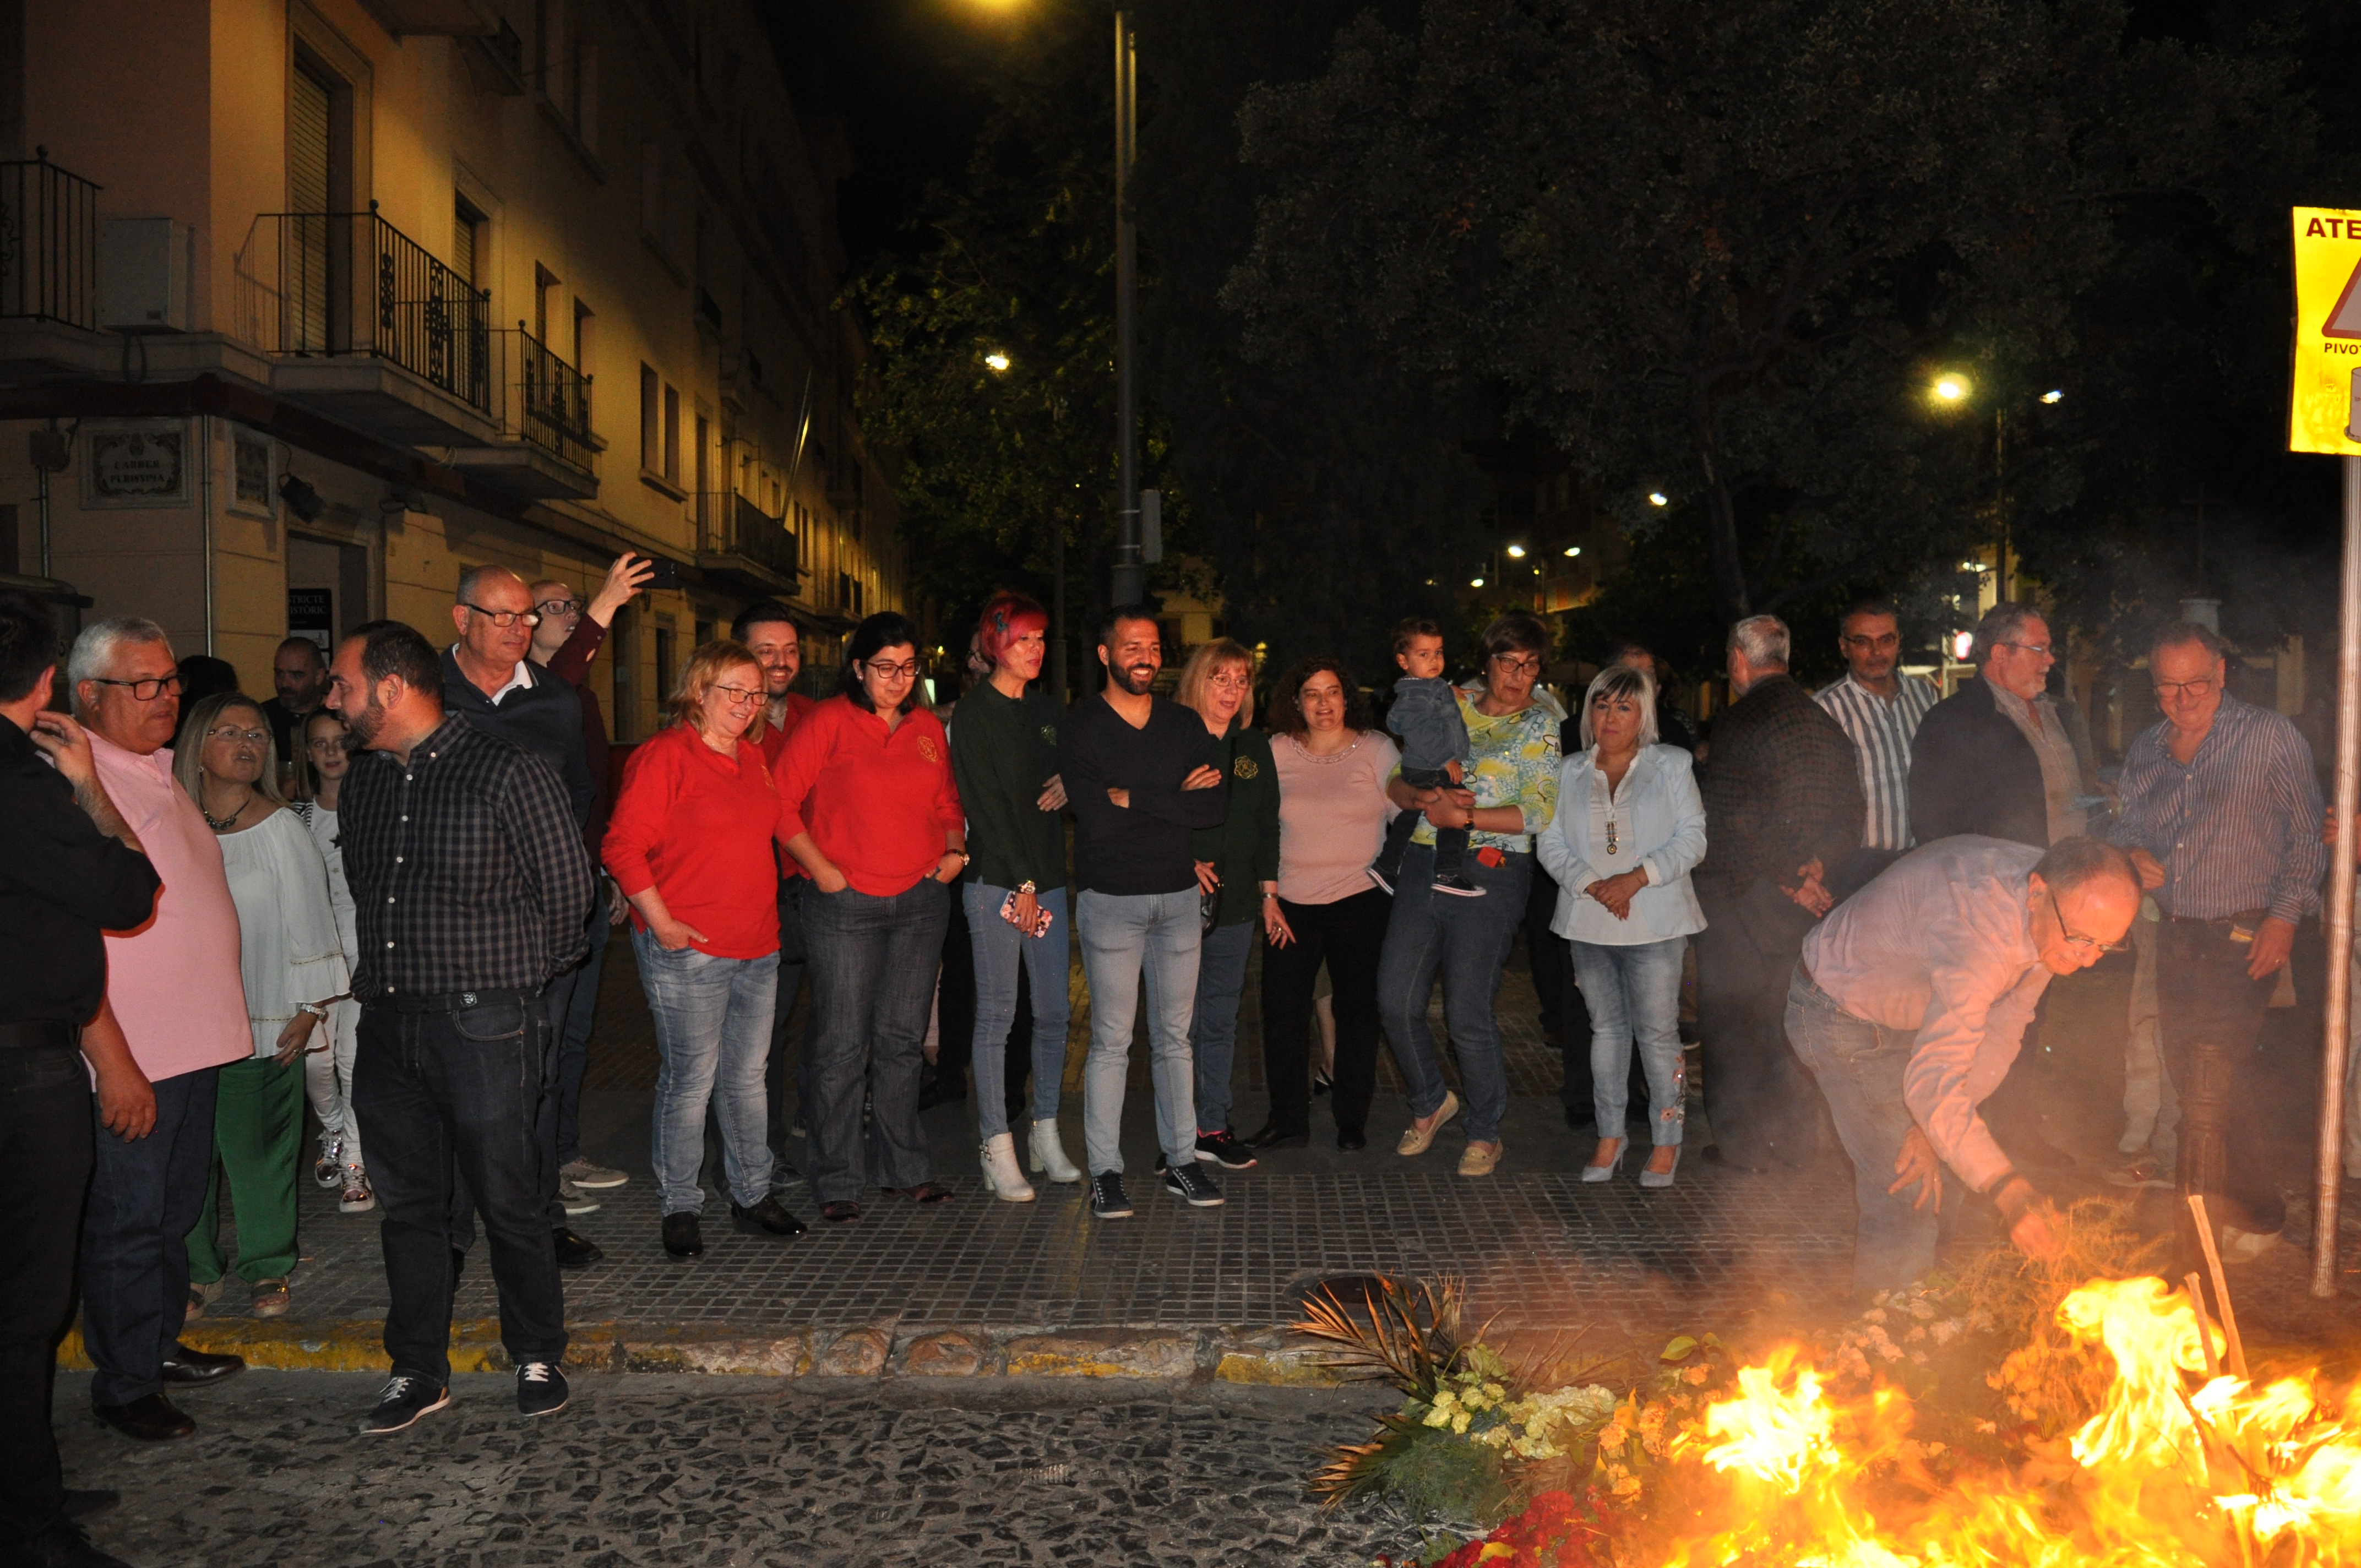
[1951,630,1975,661]
[1933,373,1971,404]
[984,351,1011,373]
[1646,491,1668,508]
[1506,543,1526,558]
[1470,576,1486,587]
[2040,389,2065,404]
[1564,546,1581,557]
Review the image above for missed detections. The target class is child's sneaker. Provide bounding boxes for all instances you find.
[1432,872,1487,897]
[1367,864,1396,895]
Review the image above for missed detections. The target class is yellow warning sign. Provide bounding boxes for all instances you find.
[2292,206,2361,456]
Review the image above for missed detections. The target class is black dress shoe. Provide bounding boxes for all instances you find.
[731,1195,808,1237]
[661,1212,704,1258]
[915,1075,968,1112]
[14,1516,133,1568]
[94,1392,194,1442]
[1336,1126,1368,1151]
[160,1344,246,1386]
[61,1489,119,1521]
[552,1228,605,1268]
[1244,1123,1309,1152]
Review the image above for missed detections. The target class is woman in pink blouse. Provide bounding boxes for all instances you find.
[1249,657,1400,1154]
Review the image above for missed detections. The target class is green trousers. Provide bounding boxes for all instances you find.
[186,1055,303,1284]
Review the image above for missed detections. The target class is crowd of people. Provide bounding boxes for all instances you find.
[0,556,2338,1567]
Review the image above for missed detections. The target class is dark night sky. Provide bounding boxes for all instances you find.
[758,0,1013,273]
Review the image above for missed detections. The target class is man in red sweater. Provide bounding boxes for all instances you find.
[734,601,818,1172]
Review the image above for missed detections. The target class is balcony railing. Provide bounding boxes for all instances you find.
[709,493,798,581]
[513,321,594,470]
[234,205,491,412]
[0,154,100,328]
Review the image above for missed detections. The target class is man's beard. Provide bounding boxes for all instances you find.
[1112,662,1157,696]
[342,692,388,750]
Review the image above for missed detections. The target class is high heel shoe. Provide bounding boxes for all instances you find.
[1581,1138,1626,1184]
[1639,1147,1681,1190]
[1312,1068,1332,1097]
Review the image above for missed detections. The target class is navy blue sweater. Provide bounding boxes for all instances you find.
[439,647,596,829]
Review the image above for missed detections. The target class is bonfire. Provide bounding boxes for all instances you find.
[1302,1202,2361,1566]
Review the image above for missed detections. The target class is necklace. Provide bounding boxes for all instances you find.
[1286,732,1363,765]
[202,793,248,832]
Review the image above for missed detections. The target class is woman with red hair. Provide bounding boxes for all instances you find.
[949,592,1078,1199]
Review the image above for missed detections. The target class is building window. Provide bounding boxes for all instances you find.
[640,364,659,474]
[536,0,597,150]
[572,299,594,374]
[533,264,561,344]
[663,384,681,485]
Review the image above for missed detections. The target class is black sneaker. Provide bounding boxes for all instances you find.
[357,1373,451,1435]
[1090,1172,1133,1219]
[1432,872,1487,897]
[662,1212,704,1258]
[515,1361,569,1418]
[1367,864,1397,895]
[731,1195,808,1237]
[1162,1162,1225,1207]
[552,1227,604,1269]
[1194,1129,1258,1170]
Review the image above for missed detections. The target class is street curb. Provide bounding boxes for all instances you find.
[57,1319,1353,1384]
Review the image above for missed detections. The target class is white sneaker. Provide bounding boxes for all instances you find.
[980,1133,1036,1202]
[1029,1118,1082,1184]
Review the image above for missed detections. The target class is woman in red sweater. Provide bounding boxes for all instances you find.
[605,640,811,1258]
[775,612,967,1223]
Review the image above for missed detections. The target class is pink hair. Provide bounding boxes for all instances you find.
[977,592,1050,668]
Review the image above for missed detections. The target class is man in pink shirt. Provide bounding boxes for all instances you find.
[72,618,252,1443]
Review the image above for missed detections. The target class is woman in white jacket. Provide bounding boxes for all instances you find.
[1537,663,1706,1189]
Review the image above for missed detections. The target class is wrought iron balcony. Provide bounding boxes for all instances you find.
[697,492,799,591]
[512,321,594,471]
[0,153,100,329]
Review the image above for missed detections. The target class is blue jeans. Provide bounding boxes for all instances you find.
[964,882,1071,1137]
[81,1065,217,1407]
[1783,966,1955,1295]
[802,878,950,1204]
[1076,888,1202,1175]
[635,929,778,1214]
[353,997,567,1385]
[1190,919,1255,1133]
[1568,937,1689,1146]
[1378,843,1531,1144]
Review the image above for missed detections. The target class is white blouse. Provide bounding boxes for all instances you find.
[219,808,350,1059]
[1537,743,1707,946]
[293,800,359,960]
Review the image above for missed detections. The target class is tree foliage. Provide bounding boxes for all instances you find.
[1222,0,2301,628]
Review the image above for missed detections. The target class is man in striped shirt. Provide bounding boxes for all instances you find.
[1815,598,1939,899]
[2111,621,2325,1256]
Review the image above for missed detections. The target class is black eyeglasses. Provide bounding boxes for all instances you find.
[534,598,582,618]
[90,672,183,702]
[2048,888,2129,955]
[460,602,541,628]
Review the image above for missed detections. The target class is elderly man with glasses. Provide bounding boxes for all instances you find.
[1785,834,2140,1295]
[2110,621,2325,1261]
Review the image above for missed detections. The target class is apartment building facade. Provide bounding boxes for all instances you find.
[0,0,899,738]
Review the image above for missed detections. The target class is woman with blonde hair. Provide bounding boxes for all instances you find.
[174,692,348,1319]
[1176,639,1281,1171]
[605,639,810,1258]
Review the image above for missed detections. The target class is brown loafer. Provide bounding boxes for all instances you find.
[883,1182,954,1205]
[820,1200,862,1223]
[94,1392,194,1442]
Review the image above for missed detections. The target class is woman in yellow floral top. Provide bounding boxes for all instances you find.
[1379,612,1560,1177]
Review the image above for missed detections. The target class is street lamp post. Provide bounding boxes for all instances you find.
[1109,9,1143,608]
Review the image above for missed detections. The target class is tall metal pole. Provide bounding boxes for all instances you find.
[2315,451,2361,1298]
[1109,9,1143,607]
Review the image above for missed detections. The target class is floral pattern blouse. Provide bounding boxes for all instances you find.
[1399,693,1559,855]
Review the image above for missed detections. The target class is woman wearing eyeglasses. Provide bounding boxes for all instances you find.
[173,693,349,1320]
[1379,612,1561,1178]
[605,640,811,1259]
[775,612,967,1224]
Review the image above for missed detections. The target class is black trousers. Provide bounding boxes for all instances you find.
[355,999,567,1384]
[1696,878,1822,1166]
[1526,858,1569,1037]
[2159,917,2288,1235]
[0,1046,93,1547]
[1260,889,1391,1136]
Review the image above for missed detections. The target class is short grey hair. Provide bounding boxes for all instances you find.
[1578,662,1660,751]
[67,616,172,697]
[1970,601,2046,666]
[1727,614,1789,669]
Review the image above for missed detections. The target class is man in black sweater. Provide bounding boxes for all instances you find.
[439,564,604,1269]
[1058,606,1230,1219]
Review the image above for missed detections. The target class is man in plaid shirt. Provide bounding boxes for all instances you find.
[327,620,595,1435]
[1694,614,1863,1173]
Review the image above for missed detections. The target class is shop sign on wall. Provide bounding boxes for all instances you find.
[230,426,276,518]
[83,420,191,507]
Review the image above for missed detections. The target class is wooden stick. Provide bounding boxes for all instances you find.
[2185,1272,2222,1378]
[2188,1193,2250,1380]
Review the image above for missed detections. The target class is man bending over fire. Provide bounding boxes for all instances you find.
[1782,835,2142,1295]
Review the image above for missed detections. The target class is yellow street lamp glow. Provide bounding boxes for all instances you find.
[984,351,1011,373]
[1564,546,1580,557]
[1470,576,1485,587]
[1646,491,1668,507]
[1933,374,1970,403]
[1506,543,1526,558]
[2040,389,2064,404]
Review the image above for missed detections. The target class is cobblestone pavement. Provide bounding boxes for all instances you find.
[58,1371,1426,1568]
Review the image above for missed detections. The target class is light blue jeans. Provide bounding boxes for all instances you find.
[634,928,778,1216]
[1378,844,1531,1144]
[1567,937,1689,1146]
[1077,888,1202,1175]
[964,881,1074,1137]
[1190,919,1255,1133]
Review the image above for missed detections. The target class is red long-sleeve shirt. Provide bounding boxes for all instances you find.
[775,696,963,897]
[603,723,792,959]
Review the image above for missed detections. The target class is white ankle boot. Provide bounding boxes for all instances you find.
[980,1133,1036,1202]
[1028,1118,1082,1184]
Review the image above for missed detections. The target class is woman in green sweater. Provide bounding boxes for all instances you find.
[950,594,1079,1201]
[1179,639,1283,1172]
